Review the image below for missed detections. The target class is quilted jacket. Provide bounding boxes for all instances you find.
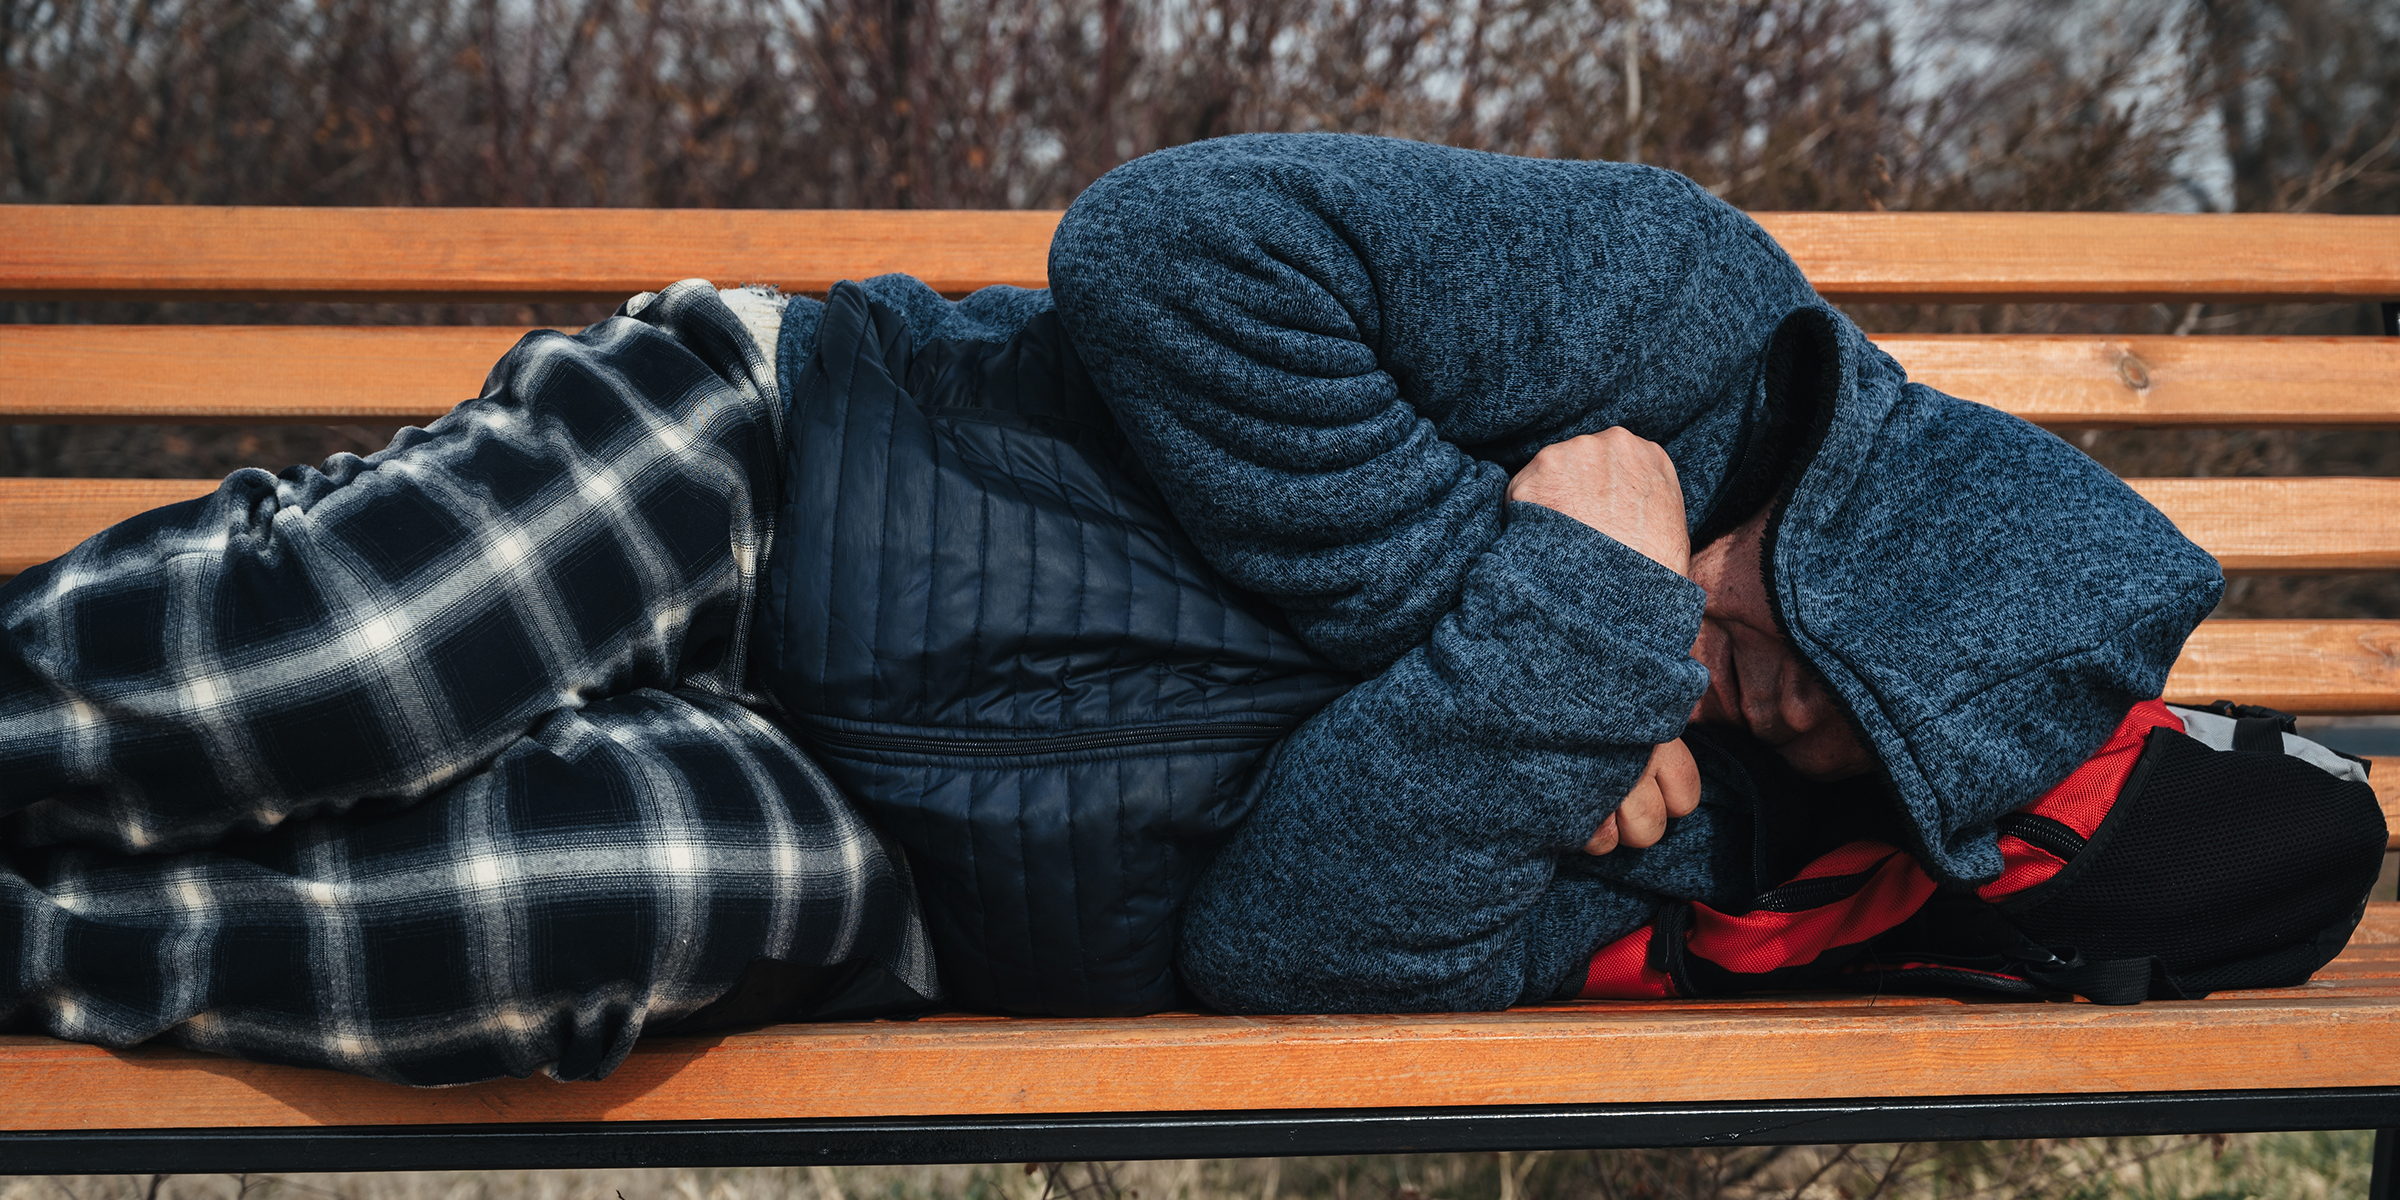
[751,277,1352,1015]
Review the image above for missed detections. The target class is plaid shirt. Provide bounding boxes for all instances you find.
[0,281,935,1085]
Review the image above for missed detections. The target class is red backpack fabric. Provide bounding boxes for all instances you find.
[1581,700,2387,1005]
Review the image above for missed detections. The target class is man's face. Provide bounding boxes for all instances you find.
[1687,508,1876,780]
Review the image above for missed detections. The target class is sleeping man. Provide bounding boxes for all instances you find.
[4,133,2364,1086]
[1036,136,2233,1011]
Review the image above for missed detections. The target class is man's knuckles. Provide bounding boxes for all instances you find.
[1657,739,1702,818]
[1615,792,1668,847]
[1583,814,1622,856]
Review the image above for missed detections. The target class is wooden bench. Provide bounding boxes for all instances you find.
[2,206,2398,1177]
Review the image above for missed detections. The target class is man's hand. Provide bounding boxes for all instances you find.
[1585,739,1701,855]
[1508,431,1702,854]
[1507,428,1690,577]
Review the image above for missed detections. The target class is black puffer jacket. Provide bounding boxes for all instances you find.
[751,278,1353,1016]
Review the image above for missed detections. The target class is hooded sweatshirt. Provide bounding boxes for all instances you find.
[1045,134,2225,1012]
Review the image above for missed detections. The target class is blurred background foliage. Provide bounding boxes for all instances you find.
[5,0,2394,214]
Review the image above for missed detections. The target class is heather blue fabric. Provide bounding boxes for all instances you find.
[1765,332,2225,880]
[1044,134,2223,1012]
[1049,138,1819,674]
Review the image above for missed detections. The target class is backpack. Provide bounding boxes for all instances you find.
[1580,700,2388,1004]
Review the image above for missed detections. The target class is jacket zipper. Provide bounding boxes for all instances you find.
[1996,811,2088,860]
[803,719,1295,758]
[1748,870,1875,913]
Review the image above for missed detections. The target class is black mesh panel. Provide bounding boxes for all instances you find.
[2002,728,2387,985]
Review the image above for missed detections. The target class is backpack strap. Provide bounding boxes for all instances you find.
[1579,842,1936,999]
[2011,954,2165,1005]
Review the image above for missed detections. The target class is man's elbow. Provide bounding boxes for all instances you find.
[1177,892,1528,1015]
[1047,137,1282,328]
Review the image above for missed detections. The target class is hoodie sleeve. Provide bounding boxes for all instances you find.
[1049,133,1820,675]
[1052,134,1819,1009]
[1176,501,1712,1013]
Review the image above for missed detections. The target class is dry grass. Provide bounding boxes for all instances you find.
[0,1132,2380,1200]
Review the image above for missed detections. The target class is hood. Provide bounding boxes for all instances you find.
[1760,307,2225,884]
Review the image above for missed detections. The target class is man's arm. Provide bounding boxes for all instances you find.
[1049,132,1820,674]
[1052,134,1815,1005]
[1176,500,1715,1012]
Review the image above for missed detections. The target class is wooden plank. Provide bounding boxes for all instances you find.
[0,478,217,575]
[2213,980,2400,997]
[0,870,2364,1130]
[1753,211,2400,303]
[6,486,2396,793]
[2167,621,2400,715]
[8,476,2395,577]
[6,208,2396,304]
[12,490,2398,827]
[0,325,527,424]
[2128,478,2400,573]
[0,992,2396,1130]
[9,328,2398,429]
[0,916,2389,1128]
[1882,335,2400,430]
[2357,902,2400,946]
[2373,758,2398,847]
[0,206,1063,302]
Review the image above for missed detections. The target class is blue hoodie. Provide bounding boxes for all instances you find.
[754,133,2224,1015]
[1050,134,2224,1012]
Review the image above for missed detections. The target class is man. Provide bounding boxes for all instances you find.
[756,133,2237,1017]
[0,133,2228,1079]
[1034,134,2225,1011]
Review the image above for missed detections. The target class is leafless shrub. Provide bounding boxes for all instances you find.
[2,0,2269,215]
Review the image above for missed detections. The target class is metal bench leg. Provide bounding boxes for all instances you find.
[2373,1129,2397,1200]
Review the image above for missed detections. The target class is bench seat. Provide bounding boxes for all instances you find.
[1,901,2393,1128]
[1,204,2395,1173]
[0,901,2390,1171]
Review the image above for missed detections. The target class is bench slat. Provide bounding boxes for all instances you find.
[0,479,218,574]
[6,208,2396,304]
[0,945,2393,1130]
[2,207,1060,302]
[8,327,2396,429]
[0,896,2316,1129]
[2166,620,2400,714]
[2126,478,2400,572]
[1754,212,2400,304]
[8,477,2395,576]
[0,325,536,423]
[1886,335,2400,429]
[2369,759,2397,838]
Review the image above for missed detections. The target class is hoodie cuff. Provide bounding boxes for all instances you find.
[1429,502,1711,746]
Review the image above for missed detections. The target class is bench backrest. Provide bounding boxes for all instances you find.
[3,206,2396,840]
